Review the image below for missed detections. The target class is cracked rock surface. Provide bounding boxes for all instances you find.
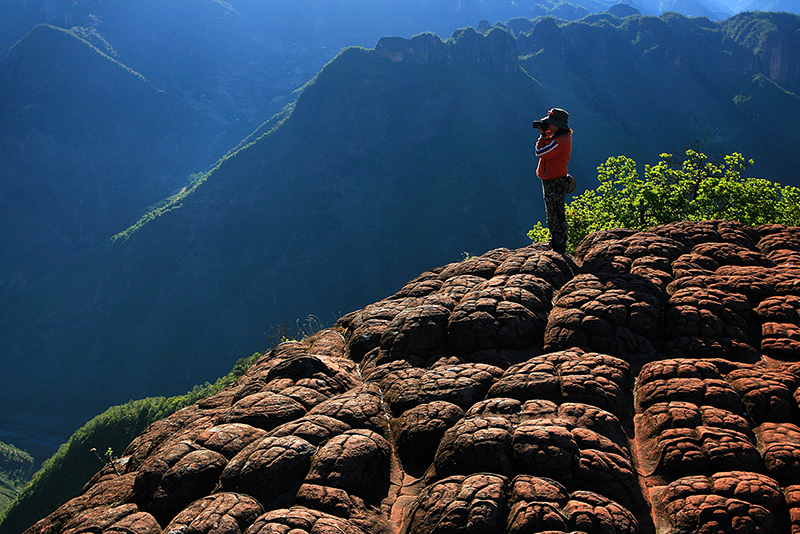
[26,222,800,534]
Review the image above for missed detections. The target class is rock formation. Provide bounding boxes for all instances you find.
[25,220,800,533]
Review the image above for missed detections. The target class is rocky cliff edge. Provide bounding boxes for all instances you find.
[25,220,800,534]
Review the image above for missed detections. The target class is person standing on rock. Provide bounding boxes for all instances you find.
[533,107,573,254]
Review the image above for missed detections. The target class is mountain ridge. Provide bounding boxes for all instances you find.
[0,28,543,441]
[0,24,219,290]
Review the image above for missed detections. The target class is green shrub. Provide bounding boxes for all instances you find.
[530,149,800,250]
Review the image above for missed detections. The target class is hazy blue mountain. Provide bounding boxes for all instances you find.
[0,28,550,446]
[516,11,800,183]
[1,0,794,149]
[0,24,219,292]
[724,0,800,13]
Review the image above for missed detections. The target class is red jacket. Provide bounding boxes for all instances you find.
[536,131,572,180]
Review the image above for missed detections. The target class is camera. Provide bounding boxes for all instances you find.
[532,120,548,130]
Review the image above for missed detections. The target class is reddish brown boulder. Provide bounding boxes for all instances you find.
[578,232,687,266]
[404,473,640,534]
[758,224,800,255]
[653,471,782,534]
[223,392,307,431]
[573,228,641,259]
[59,504,160,534]
[391,400,465,469]
[634,398,762,484]
[194,423,269,460]
[757,295,800,324]
[23,474,143,534]
[664,288,757,360]
[754,422,800,486]
[494,247,579,289]
[304,429,391,500]
[691,241,774,267]
[132,441,218,503]
[447,274,553,352]
[670,252,719,279]
[638,425,761,482]
[637,402,752,441]
[121,405,218,471]
[391,269,446,298]
[261,354,360,400]
[338,298,419,362]
[218,435,316,509]
[784,485,800,534]
[512,422,641,510]
[635,359,743,414]
[726,367,800,424]
[379,362,502,416]
[762,322,800,360]
[652,219,762,250]
[294,483,363,519]
[402,474,509,534]
[432,416,515,479]
[487,349,632,421]
[305,329,348,358]
[306,385,389,436]
[436,251,509,280]
[247,507,367,534]
[163,492,263,534]
[378,304,451,361]
[146,448,229,523]
[560,491,640,534]
[430,411,645,514]
[544,274,663,361]
[267,414,352,446]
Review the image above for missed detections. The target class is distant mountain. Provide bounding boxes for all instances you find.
[723,11,800,95]
[0,24,218,290]
[725,0,800,14]
[515,11,800,183]
[0,28,546,443]
[0,0,795,151]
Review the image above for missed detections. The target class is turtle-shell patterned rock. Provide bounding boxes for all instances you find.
[653,471,782,534]
[447,274,554,353]
[163,492,263,534]
[247,507,368,534]
[29,222,800,534]
[544,274,664,362]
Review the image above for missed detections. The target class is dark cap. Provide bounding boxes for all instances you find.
[540,108,569,130]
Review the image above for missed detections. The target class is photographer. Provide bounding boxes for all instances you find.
[533,108,573,254]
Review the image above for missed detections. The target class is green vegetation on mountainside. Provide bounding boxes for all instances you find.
[0,443,34,515]
[0,353,260,534]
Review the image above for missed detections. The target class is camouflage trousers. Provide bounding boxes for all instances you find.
[541,175,570,253]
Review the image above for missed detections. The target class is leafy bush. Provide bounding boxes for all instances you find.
[529,150,800,250]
